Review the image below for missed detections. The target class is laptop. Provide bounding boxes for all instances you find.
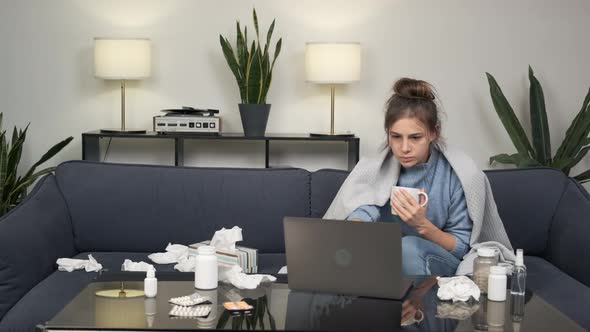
[283,217,412,300]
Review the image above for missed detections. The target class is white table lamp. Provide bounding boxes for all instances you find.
[94,38,151,133]
[305,42,361,137]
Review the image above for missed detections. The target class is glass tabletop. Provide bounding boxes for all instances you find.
[42,276,584,331]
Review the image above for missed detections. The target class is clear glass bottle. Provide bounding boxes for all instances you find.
[510,249,527,321]
[473,248,498,294]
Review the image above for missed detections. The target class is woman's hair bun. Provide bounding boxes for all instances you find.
[393,78,435,100]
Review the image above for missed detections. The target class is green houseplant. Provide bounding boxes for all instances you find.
[219,8,282,136]
[486,66,590,183]
[0,113,73,215]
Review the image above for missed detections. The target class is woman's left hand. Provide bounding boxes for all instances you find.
[391,188,431,232]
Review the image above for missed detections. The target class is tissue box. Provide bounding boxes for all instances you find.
[188,241,258,273]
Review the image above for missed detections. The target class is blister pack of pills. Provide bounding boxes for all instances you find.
[169,305,212,318]
[169,293,210,306]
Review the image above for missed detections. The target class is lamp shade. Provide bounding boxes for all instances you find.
[94,38,151,80]
[305,43,361,84]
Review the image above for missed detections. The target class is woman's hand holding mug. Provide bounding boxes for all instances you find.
[391,186,430,231]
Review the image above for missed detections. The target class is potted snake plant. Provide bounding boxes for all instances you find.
[486,66,590,183]
[219,8,282,136]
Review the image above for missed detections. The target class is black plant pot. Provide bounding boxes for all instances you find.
[238,104,271,137]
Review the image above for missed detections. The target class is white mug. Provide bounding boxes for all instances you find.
[391,186,429,215]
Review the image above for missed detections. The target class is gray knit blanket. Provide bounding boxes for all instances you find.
[323,145,515,275]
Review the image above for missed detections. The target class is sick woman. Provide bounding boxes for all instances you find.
[324,78,514,276]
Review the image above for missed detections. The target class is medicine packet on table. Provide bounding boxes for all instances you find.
[169,293,210,306]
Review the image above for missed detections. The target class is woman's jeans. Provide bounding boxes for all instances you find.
[402,235,460,276]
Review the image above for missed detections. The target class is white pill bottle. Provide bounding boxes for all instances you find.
[194,245,218,290]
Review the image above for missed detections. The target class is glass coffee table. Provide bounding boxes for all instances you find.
[38,274,585,331]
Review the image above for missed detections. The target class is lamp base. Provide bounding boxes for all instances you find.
[100,128,146,134]
[310,132,355,137]
[95,288,145,298]
[95,281,144,298]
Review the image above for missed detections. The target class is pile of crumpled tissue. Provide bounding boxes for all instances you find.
[436,275,480,302]
[148,226,276,289]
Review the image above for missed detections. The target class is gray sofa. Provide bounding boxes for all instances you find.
[0,161,588,330]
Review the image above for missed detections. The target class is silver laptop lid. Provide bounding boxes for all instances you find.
[284,217,407,299]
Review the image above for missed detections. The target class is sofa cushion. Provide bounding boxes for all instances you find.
[485,168,568,256]
[0,175,76,323]
[525,256,590,330]
[56,162,310,254]
[0,269,95,331]
[545,180,590,287]
[310,169,348,218]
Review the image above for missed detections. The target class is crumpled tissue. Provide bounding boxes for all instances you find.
[175,256,196,272]
[121,259,155,272]
[147,227,276,288]
[219,265,276,290]
[211,226,243,250]
[436,276,480,302]
[148,243,195,272]
[57,254,102,272]
[148,243,189,264]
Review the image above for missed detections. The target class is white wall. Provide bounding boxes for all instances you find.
[2,0,590,178]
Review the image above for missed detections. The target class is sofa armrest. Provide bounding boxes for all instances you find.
[0,174,76,322]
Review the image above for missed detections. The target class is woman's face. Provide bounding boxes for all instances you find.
[388,117,436,168]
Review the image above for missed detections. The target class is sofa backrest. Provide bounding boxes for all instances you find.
[0,175,76,322]
[54,161,589,285]
[310,169,349,218]
[55,161,310,253]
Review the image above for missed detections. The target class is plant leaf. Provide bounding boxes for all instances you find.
[554,87,590,161]
[22,136,73,180]
[236,22,248,101]
[253,8,260,41]
[236,22,246,76]
[0,133,8,201]
[486,72,535,159]
[220,35,245,103]
[244,25,248,48]
[528,66,551,164]
[264,19,275,56]
[489,152,540,168]
[574,169,590,183]
[517,158,541,168]
[246,48,263,103]
[261,37,282,102]
[8,167,54,203]
[551,158,571,171]
[489,153,519,166]
[4,126,27,201]
[564,144,590,172]
[7,125,28,180]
